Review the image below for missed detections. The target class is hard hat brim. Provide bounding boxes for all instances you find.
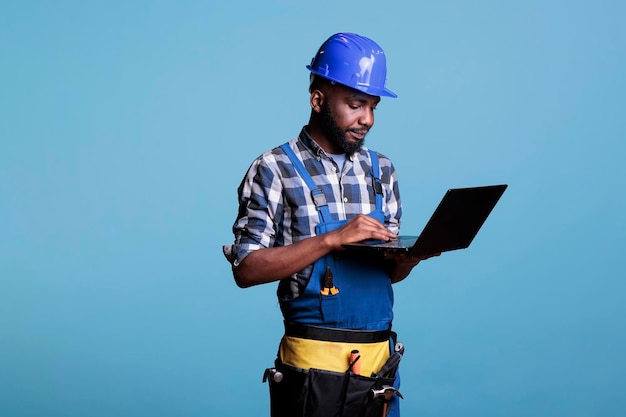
[306,67,398,98]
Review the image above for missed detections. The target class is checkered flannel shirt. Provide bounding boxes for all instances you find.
[223,128,402,299]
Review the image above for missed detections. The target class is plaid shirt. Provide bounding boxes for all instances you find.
[224,127,402,298]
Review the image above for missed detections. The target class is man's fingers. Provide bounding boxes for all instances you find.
[385,252,441,264]
[340,214,396,242]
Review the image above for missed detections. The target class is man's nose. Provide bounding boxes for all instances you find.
[359,108,374,127]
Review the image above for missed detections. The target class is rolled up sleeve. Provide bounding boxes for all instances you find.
[223,155,284,268]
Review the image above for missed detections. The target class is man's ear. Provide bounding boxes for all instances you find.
[310,89,325,113]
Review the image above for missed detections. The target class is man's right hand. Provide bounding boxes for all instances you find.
[326,214,397,251]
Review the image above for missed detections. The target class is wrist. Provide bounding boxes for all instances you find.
[320,230,342,252]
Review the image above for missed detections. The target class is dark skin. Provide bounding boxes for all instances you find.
[234,81,439,288]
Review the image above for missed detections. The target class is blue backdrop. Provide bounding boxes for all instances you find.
[1,1,625,416]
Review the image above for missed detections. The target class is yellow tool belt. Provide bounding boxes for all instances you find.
[278,322,392,376]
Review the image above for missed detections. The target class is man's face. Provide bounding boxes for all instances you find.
[319,84,381,154]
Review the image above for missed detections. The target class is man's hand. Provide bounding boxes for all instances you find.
[327,214,397,251]
[384,251,441,283]
[384,251,441,265]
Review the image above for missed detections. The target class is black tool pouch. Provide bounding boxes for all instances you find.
[266,362,396,417]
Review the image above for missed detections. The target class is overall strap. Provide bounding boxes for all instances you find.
[369,149,383,211]
[280,143,332,223]
[280,143,383,219]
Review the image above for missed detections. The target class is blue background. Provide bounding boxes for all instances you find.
[1,1,625,416]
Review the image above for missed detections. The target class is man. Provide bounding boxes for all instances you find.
[223,33,438,417]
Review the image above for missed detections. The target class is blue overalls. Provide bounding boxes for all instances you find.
[275,143,401,417]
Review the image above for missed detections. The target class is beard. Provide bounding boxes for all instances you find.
[320,102,366,155]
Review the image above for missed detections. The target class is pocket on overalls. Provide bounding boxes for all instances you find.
[319,264,341,325]
[319,289,340,324]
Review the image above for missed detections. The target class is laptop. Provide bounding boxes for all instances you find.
[342,184,508,257]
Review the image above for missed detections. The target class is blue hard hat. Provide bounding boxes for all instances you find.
[306,33,397,98]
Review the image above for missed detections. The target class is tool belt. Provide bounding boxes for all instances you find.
[265,361,398,417]
[264,324,403,417]
[280,323,393,376]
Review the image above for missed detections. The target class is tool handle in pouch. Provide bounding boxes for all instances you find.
[320,266,339,295]
[320,265,340,323]
[348,350,361,375]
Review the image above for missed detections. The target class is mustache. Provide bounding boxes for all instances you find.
[347,128,370,135]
